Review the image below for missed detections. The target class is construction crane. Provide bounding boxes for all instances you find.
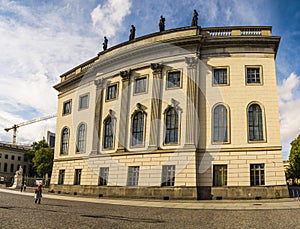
[4,114,56,144]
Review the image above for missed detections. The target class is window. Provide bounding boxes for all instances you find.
[99,167,109,186]
[246,67,261,84]
[213,105,228,143]
[74,169,82,185]
[61,127,69,154]
[58,170,65,185]
[10,164,14,173]
[106,84,117,100]
[63,100,71,115]
[213,165,227,186]
[248,104,263,141]
[103,117,114,149]
[250,164,265,186]
[161,165,176,187]
[11,155,15,160]
[18,156,21,161]
[0,153,2,158]
[76,123,86,153]
[79,94,89,110]
[165,107,179,144]
[5,154,8,159]
[167,71,181,88]
[134,77,147,94]
[213,68,228,85]
[4,163,7,172]
[131,112,144,146]
[127,166,139,186]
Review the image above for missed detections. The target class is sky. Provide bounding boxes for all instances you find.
[0,0,299,160]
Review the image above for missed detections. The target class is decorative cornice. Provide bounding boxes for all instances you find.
[185,57,198,68]
[120,69,131,81]
[94,78,108,90]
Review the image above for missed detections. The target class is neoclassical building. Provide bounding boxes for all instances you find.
[50,26,288,199]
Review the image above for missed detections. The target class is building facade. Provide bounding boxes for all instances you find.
[50,26,288,199]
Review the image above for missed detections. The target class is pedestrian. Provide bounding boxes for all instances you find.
[23,182,26,191]
[34,184,42,204]
[20,183,23,192]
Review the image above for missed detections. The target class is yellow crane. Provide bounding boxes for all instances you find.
[4,114,56,144]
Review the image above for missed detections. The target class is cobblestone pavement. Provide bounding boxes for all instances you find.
[1,190,300,228]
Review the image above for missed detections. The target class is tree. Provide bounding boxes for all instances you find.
[287,134,300,184]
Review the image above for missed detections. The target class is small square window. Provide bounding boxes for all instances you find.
[167,71,181,89]
[246,67,262,84]
[213,68,228,85]
[63,100,72,115]
[79,94,89,110]
[106,84,117,101]
[134,77,147,94]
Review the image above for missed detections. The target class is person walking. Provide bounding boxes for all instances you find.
[34,184,42,204]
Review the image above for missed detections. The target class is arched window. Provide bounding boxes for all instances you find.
[104,117,114,149]
[213,105,228,142]
[248,104,263,141]
[165,107,179,144]
[77,123,86,152]
[61,127,69,154]
[132,111,144,146]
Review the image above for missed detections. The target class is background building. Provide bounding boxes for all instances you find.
[50,26,288,199]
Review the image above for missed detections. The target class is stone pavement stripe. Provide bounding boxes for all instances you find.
[1,188,300,210]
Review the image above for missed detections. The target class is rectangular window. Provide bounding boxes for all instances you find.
[74,169,82,185]
[10,164,14,173]
[134,77,147,94]
[250,164,265,186]
[18,156,21,161]
[4,163,7,172]
[161,165,176,187]
[167,71,181,89]
[213,68,228,85]
[63,100,72,115]
[79,94,89,110]
[11,155,15,160]
[99,167,109,186]
[213,165,227,186]
[5,154,8,159]
[106,84,117,100]
[58,169,65,185]
[127,166,139,186]
[246,67,261,84]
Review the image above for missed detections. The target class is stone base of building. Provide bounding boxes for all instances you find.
[49,184,289,200]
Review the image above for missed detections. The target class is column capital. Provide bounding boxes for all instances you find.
[150,63,163,74]
[94,78,107,90]
[120,69,131,81]
[185,57,198,68]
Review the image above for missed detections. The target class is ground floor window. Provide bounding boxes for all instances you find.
[74,169,82,185]
[213,165,227,186]
[250,163,265,186]
[58,169,65,185]
[99,167,109,186]
[161,165,176,187]
[127,166,139,186]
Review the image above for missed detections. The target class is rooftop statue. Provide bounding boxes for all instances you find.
[103,36,108,51]
[159,15,165,32]
[191,9,198,26]
[129,25,136,41]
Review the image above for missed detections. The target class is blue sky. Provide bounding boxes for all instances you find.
[0,0,299,159]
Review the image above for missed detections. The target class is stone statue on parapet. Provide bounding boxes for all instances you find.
[103,36,108,51]
[129,25,136,41]
[191,9,199,26]
[159,15,165,32]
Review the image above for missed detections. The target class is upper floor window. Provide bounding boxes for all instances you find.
[165,107,179,144]
[103,117,114,149]
[246,66,262,84]
[213,105,228,143]
[11,155,15,160]
[5,154,8,159]
[131,111,145,146]
[63,100,71,115]
[167,71,181,89]
[250,164,265,186]
[61,127,69,154]
[79,94,89,110]
[248,104,263,141]
[18,156,21,161]
[213,165,227,187]
[213,68,228,85]
[106,84,117,101]
[134,76,147,94]
[76,123,86,153]
[161,165,176,187]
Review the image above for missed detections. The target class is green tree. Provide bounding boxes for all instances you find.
[287,134,300,184]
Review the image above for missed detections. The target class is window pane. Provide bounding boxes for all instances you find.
[127,166,139,186]
[107,85,117,100]
[63,101,71,114]
[213,105,228,142]
[61,128,69,154]
[250,164,265,186]
[99,167,109,186]
[104,118,114,148]
[214,69,227,84]
[247,68,260,83]
[165,108,179,144]
[77,124,86,152]
[79,95,88,109]
[132,112,144,146]
[135,77,147,94]
[248,104,263,141]
[167,71,181,88]
[161,165,176,186]
[213,165,227,186]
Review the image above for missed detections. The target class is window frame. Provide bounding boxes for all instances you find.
[62,100,72,115]
[103,116,115,149]
[58,169,65,185]
[134,75,148,95]
[127,166,139,186]
[213,165,227,187]
[78,93,89,110]
[76,123,86,153]
[105,83,118,102]
[74,169,82,185]
[212,104,230,144]
[245,65,263,85]
[98,167,109,186]
[166,70,182,90]
[60,127,69,155]
[161,165,176,187]
[247,103,266,143]
[164,107,180,145]
[131,111,146,147]
[250,163,265,186]
[212,66,230,86]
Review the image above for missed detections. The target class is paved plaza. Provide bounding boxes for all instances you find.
[1,188,300,228]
